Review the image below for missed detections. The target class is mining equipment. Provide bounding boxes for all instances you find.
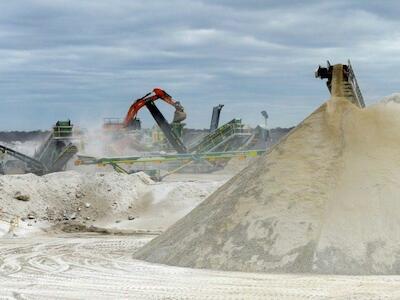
[0,120,78,175]
[261,110,270,143]
[210,104,224,132]
[315,60,365,108]
[123,88,188,153]
[79,88,259,176]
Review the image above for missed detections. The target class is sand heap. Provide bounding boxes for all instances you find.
[0,171,221,235]
[135,69,400,275]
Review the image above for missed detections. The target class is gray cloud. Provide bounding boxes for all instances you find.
[0,0,399,130]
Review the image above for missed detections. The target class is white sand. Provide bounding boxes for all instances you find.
[135,90,400,274]
[0,171,223,236]
[1,234,400,299]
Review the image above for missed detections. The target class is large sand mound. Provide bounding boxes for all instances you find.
[135,96,400,275]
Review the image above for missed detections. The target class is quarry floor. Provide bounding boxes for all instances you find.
[1,233,400,299]
[1,170,400,299]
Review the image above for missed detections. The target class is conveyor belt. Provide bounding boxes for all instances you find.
[50,143,78,172]
[189,119,252,153]
[315,60,365,108]
[210,104,224,132]
[0,144,47,174]
[75,149,266,168]
[145,101,188,153]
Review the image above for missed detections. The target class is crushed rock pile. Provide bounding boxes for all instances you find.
[0,171,221,235]
[135,96,400,275]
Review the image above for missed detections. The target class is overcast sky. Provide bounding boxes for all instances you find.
[1,0,400,131]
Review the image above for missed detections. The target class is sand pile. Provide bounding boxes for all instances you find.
[0,171,221,236]
[135,76,400,274]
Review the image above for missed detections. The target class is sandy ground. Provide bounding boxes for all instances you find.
[0,233,399,299]
[0,171,225,236]
[2,135,400,298]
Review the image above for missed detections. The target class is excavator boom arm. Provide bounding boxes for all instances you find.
[123,88,185,126]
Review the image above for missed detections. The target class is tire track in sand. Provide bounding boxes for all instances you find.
[1,234,400,299]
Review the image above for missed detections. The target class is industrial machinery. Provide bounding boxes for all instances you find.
[0,120,78,175]
[261,110,270,143]
[106,88,254,156]
[188,119,252,153]
[102,118,126,132]
[210,104,224,132]
[0,144,47,175]
[315,60,365,108]
[75,149,266,177]
[78,89,264,176]
[33,120,78,172]
[124,88,186,126]
[123,88,188,153]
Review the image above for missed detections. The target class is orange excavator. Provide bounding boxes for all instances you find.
[123,88,186,127]
[123,88,188,153]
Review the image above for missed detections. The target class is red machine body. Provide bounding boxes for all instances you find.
[123,88,186,127]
